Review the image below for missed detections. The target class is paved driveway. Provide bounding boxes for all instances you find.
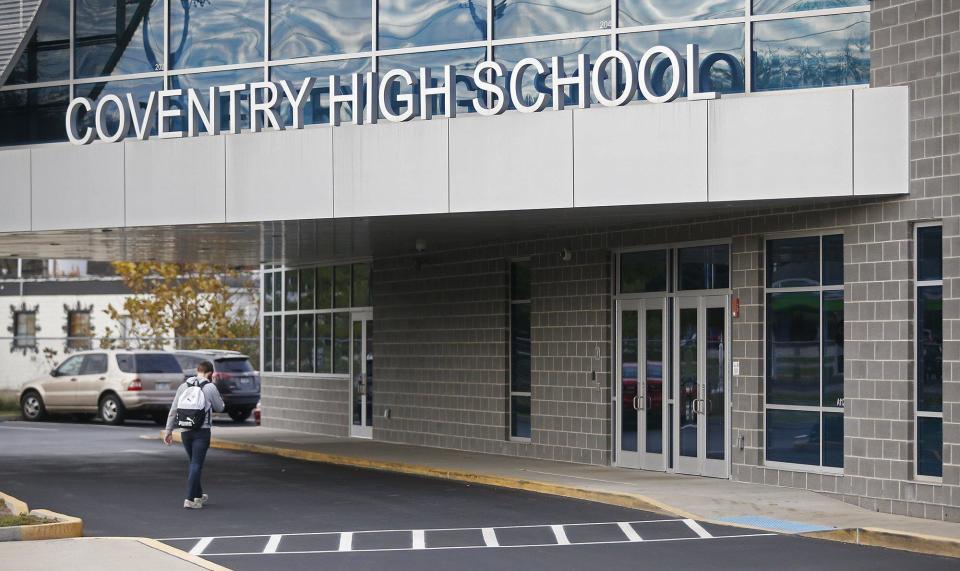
[0,419,956,571]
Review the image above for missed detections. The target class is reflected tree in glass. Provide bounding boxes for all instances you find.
[169,0,264,69]
[619,0,742,27]
[494,0,609,39]
[74,0,164,78]
[753,13,869,92]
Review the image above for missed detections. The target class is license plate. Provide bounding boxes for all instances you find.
[155,383,170,391]
[239,378,252,387]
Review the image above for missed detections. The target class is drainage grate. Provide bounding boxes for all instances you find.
[717,516,835,534]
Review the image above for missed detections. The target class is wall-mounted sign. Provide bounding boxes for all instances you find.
[65,44,718,145]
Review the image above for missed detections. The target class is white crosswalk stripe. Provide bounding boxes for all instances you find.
[551,525,570,545]
[481,527,499,547]
[617,522,643,542]
[412,530,426,549]
[683,519,714,539]
[339,532,353,552]
[263,535,282,554]
[189,537,213,555]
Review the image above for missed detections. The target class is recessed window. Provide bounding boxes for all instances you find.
[510,260,532,439]
[13,311,37,349]
[66,309,93,351]
[915,224,943,478]
[765,234,844,469]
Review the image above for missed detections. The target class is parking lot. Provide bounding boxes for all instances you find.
[1,418,957,571]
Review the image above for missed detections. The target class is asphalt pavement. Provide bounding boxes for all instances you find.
[1,418,957,571]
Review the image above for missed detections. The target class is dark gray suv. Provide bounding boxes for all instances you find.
[173,350,261,422]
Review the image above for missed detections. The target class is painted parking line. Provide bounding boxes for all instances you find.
[161,519,776,557]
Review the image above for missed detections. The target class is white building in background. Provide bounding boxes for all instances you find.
[0,258,132,399]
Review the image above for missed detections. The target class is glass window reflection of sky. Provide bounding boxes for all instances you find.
[272,0,372,60]
[379,0,487,50]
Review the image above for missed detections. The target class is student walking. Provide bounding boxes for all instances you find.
[162,360,225,509]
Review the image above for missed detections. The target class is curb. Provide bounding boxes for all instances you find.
[146,433,960,559]
[0,492,83,542]
[136,537,233,570]
[803,527,960,559]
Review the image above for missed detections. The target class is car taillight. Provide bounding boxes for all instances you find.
[127,379,142,391]
[212,372,228,382]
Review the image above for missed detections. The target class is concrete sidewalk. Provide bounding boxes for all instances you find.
[0,537,229,570]
[168,425,960,557]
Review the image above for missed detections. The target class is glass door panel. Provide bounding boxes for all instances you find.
[676,305,700,471]
[705,306,725,460]
[620,308,640,455]
[350,312,373,438]
[645,308,664,456]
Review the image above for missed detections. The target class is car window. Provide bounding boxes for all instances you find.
[81,353,108,375]
[215,358,254,373]
[56,355,84,376]
[116,354,134,373]
[133,353,183,373]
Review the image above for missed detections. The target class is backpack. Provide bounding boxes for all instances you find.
[175,378,211,430]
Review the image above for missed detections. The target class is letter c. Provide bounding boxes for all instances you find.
[66,97,95,145]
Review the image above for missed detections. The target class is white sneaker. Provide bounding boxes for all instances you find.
[183,499,203,509]
[197,494,209,506]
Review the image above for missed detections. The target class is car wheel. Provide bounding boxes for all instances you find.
[228,408,252,423]
[99,394,126,425]
[20,391,46,421]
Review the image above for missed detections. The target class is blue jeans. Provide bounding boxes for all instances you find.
[181,428,211,501]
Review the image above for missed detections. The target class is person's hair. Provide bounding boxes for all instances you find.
[196,361,214,375]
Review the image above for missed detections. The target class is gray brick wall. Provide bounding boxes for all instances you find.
[260,373,350,436]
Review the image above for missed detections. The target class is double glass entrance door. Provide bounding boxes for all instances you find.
[617,296,728,478]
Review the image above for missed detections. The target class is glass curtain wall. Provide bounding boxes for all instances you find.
[764,234,844,469]
[261,262,371,375]
[1,1,870,146]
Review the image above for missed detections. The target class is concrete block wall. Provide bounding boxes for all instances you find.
[371,236,613,465]
[260,373,350,436]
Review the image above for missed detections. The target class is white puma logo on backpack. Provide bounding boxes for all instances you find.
[175,378,211,429]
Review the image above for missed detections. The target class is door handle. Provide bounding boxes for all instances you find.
[70,377,78,382]
[98,377,106,381]
[635,395,643,411]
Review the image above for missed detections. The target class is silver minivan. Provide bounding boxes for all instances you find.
[19,350,185,425]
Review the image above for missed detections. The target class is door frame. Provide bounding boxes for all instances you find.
[615,298,668,471]
[611,240,732,478]
[672,294,730,479]
[349,310,373,439]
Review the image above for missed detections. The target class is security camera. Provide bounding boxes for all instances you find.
[559,248,572,262]
[415,239,427,253]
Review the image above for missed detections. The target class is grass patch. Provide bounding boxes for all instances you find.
[0,513,55,527]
